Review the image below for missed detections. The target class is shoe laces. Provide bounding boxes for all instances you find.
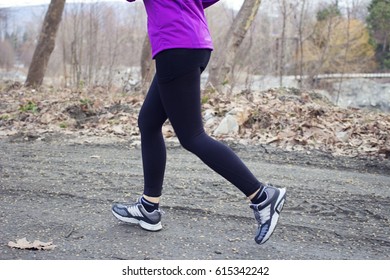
[257,209,269,225]
[251,204,269,225]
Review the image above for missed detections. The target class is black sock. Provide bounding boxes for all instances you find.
[251,185,267,205]
[141,197,159,212]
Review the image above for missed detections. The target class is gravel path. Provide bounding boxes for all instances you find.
[1,136,389,260]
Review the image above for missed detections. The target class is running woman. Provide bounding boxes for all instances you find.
[112,0,286,245]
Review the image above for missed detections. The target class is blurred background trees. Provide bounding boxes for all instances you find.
[0,0,388,90]
[367,0,390,69]
[207,0,262,91]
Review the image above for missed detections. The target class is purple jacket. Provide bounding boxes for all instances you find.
[126,0,220,58]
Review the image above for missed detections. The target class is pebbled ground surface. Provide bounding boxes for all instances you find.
[0,135,389,260]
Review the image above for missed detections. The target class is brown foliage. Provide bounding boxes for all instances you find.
[0,83,389,158]
[304,18,377,74]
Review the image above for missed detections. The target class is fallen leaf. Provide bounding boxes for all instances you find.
[8,238,57,250]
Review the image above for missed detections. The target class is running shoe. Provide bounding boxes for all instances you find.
[112,197,162,231]
[250,185,286,244]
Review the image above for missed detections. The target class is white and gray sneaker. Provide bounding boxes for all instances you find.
[250,185,286,244]
[112,197,162,231]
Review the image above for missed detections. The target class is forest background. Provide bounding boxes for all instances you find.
[0,0,389,91]
[0,0,390,158]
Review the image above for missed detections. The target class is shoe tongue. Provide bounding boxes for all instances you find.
[259,189,272,206]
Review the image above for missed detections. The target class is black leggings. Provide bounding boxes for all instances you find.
[138,49,262,197]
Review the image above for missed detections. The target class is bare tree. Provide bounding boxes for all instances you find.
[25,0,66,87]
[70,3,84,87]
[0,9,9,40]
[140,34,154,94]
[208,0,262,92]
[308,1,339,86]
[277,0,288,87]
[51,1,146,89]
[0,40,14,70]
[60,7,69,87]
[295,0,309,87]
[0,9,13,69]
[87,3,99,85]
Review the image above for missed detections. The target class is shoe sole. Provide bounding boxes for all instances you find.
[257,188,286,245]
[112,210,162,232]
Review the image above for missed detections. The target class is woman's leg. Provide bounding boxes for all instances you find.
[138,75,168,198]
[113,49,286,243]
[111,75,166,231]
[154,49,286,245]
[155,49,262,197]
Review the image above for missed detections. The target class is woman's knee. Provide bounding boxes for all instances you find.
[137,111,146,132]
[138,102,168,133]
[178,132,206,154]
[138,109,157,133]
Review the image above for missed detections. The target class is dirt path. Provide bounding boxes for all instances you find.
[0,135,389,260]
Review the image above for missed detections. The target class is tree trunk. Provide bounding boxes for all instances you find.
[140,34,155,94]
[208,0,262,92]
[25,0,66,87]
[297,0,307,87]
[278,0,287,87]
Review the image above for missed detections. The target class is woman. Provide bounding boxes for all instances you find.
[112,0,286,245]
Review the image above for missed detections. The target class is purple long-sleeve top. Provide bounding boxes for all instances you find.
[126,0,220,58]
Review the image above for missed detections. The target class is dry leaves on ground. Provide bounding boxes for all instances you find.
[8,238,56,250]
[0,82,389,158]
[203,88,390,158]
